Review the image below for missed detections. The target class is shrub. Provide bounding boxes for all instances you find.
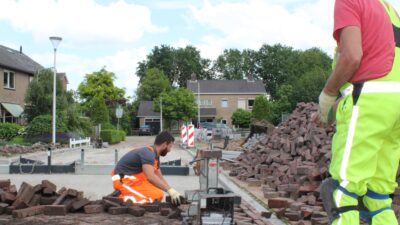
[0,123,23,141]
[231,109,252,128]
[26,115,67,136]
[9,136,29,145]
[101,129,126,144]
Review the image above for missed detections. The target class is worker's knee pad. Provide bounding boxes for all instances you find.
[320,178,359,223]
[360,190,393,224]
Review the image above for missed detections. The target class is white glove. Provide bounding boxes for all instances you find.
[167,188,182,205]
[318,91,337,124]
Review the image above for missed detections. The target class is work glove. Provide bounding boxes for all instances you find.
[167,188,182,205]
[317,91,337,125]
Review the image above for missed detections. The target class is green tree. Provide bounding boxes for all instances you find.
[252,96,272,121]
[174,46,204,87]
[292,67,329,105]
[24,69,67,122]
[137,45,175,84]
[270,84,294,125]
[78,69,125,108]
[257,44,298,99]
[214,49,245,80]
[136,45,213,88]
[90,97,110,125]
[137,68,171,101]
[231,109,252,128]
[153,89,197,128]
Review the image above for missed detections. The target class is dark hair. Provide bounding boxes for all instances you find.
[154,131,175,145]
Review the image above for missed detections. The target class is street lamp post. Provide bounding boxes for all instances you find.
[197,82,200,128]
[160,97,163,132]
[49,36,62,145]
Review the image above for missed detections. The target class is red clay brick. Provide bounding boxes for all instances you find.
[42,187,54,196]
[160,207,171,216]
[11,198,29,210]
[40,196,58,205]
[71,198,90,212]
[41,180,57,193]
[44,205,67,216]
[66,188,78,197]
[16,182,34,205]
[0,180,10,189]
[84,204,104,214]
[52,191,67,205]
[1,192,16,204]
[28,194,41,206]
[128,206,145,217]
[268,198,290,208]
[108,206,128,215]
[0,203,9,214]
[12,205,45,218]
[32,184,42,193]
[139,203,160,212]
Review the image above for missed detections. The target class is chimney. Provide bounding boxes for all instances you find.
[190,73,197,82]
[247,73,254,82]
[19,46,22,54]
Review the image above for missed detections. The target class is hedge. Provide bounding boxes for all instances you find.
[26,115,67,136]
[0,123,23,141]
[100,129,126,144]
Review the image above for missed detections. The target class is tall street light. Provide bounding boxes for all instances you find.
[49,36,62,145]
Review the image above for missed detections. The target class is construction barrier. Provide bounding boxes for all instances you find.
[187,123,195,148]
[181,124,188,145]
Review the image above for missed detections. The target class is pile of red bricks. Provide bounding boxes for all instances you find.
[0,179,181,219]
[222,102,400,224]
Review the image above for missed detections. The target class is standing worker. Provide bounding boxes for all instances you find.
[317,0,400,224]
[111,131,182,205]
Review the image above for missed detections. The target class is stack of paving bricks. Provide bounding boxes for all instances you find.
[222,102,400,224]
[0,179,182,220]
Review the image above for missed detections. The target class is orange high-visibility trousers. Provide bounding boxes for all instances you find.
[111,172,163,204]
[111,146,164,204]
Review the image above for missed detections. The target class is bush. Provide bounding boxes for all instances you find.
[9,136,31,145]
[231,109,252,128]
[26,115,67,136]
[101,129,126,144]
[0,123,23,141]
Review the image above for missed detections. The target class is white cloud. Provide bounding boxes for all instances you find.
[31,48,148,98]
[172,38,192,48]
[0,0,166,45]
[190,0,336,59]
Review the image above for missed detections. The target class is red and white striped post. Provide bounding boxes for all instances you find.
[187,123,195,148]
[181,124,188,145]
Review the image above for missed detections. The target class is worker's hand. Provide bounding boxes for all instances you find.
[316,91,337,125]
[167,188,182,205]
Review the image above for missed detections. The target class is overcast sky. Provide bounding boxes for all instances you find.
[1,0,399,98]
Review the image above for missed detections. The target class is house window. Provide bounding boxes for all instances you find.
[221,99,228,108]
[221,119,227,124]
[4,71,15,89]
[238,99,246,109]
[198,99,213,107]
[248,99,255,110]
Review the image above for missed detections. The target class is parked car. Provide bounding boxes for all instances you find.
[138,125,153,136]
[199,122,217,130]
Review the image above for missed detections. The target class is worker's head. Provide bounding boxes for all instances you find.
[154,131,175,156]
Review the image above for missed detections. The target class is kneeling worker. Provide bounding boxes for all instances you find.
[111,131,182,204]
